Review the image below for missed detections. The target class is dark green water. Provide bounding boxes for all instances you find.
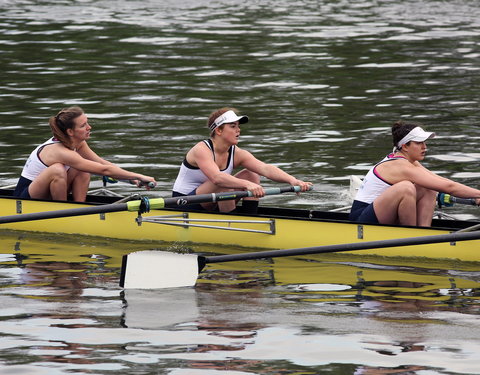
[1,0,480,212]
[0,1,479,374]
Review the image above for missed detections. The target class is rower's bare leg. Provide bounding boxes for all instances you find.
[28,163,68,201]
[195,180,224,211]
[67,168,91,202]
[231,169,260,213]
[373,181,417,226]
[213,169,260,212]
[196,169,260,212]
[415,185,437,226]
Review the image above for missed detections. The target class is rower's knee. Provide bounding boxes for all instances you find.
[395,181,417,198]
[49,163,68,181]
[417,185,437,199]
[236,169,260,184]
[75,171,91,185]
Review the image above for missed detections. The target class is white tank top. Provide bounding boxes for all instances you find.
[21,138,70,181]
[172,139,235,194]
[354,154,405,204]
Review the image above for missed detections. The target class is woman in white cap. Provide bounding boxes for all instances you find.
[349,120,480,226]
[172,107,312,212]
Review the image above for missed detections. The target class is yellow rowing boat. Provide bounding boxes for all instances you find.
[1,188,479,262]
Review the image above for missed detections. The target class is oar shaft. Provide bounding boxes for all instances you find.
[163,185,304,208]
[438,193,477,207]
[0,198,165,224]
[0,203,127,224]
[203,230,480,264]
[450,196,476,206]
[0,185,307,224]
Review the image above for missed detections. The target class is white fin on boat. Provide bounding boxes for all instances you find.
[349,175,363,202]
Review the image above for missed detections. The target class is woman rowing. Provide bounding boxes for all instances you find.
[350,120,480,226]
[14,106,156,202]
[172,107,312,212]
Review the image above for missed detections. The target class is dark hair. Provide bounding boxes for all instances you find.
[392,120,422,148]
[207,107,239,136]
[48,106,84,149]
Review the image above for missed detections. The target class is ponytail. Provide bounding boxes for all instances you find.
[48,106,84,149]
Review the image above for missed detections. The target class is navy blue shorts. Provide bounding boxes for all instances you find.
[13,176,32,198]
[349,200,379,224]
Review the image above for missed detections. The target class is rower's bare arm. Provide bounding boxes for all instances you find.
[405,165,480,199]
[76,142,114,165]
[57,149,154,183]
[237,149,312,191]
[75,142,155,186]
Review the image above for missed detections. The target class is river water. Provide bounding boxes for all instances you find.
[0,0,479,374]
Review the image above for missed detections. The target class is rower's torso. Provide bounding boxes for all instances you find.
[186,139,234,171]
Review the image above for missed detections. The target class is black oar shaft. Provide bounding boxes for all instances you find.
[0,203,129,224]
[163,186,301,208]
[203,230,480,264]
[163,191,250,208]
[0,185,308,225]
[451,196,476,206]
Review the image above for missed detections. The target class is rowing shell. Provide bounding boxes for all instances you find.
[0,188,479,262]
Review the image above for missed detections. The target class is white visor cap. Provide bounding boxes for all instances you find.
[209,110,249,133]
[396,126,435,150]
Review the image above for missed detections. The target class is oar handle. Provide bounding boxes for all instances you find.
[256,185,307,196]
[122,179,156,189]
[437,193,477,207]
[133,180,156,189]
[102,176,156,189]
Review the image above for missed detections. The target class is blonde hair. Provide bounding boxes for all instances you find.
[48,106,84,149]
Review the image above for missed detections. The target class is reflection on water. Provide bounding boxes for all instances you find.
[0,230,479,374]
[121,288,200,329]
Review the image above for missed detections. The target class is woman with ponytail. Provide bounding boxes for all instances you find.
[349,120,480,227]
[14,106,156,202]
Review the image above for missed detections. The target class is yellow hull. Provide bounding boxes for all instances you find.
[1,194,479,262]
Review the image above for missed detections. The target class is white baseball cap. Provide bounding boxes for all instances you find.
[209,110,249,133]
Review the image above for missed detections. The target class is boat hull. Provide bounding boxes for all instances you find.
[0,190,479,262]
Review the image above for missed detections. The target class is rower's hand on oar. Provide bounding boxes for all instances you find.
[133,177,157,190]
[245,182,265,197]
[290,179,313,195]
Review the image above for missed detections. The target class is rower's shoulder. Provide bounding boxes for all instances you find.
[191,140,211,152]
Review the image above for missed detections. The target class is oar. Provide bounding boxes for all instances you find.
[0,185,306,225]
[437,192,477,207]
[101,176,156,189]
[120,229,480,289]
